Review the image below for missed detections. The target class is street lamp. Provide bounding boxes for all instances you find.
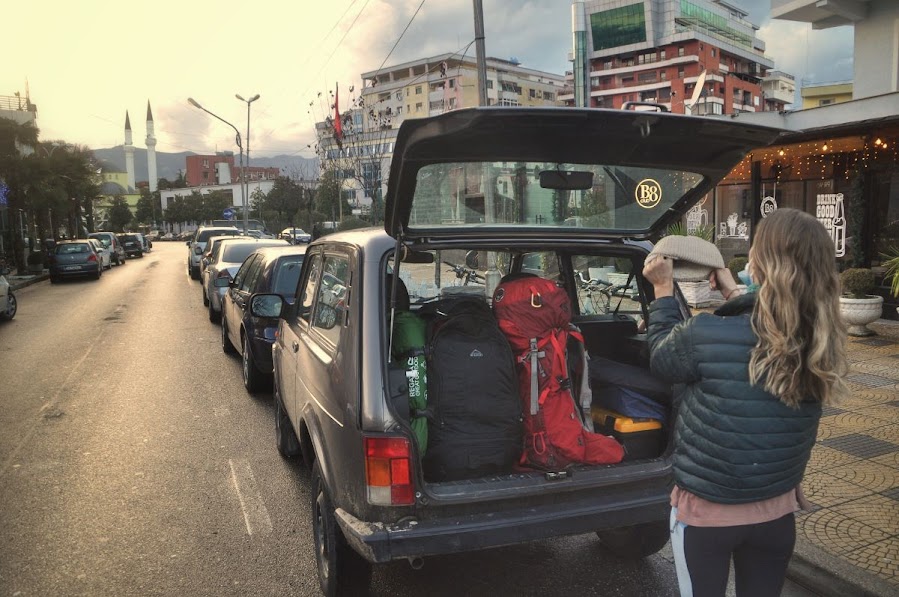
[236,93,260,233]
[187,97,245,230]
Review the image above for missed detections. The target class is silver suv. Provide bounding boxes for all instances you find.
[186,226,240,279]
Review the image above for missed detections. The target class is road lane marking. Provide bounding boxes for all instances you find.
[228,458,272,536]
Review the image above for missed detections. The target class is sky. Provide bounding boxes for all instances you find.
[3,0,854,160]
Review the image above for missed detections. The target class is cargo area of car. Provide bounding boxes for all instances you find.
[383,247,674,489]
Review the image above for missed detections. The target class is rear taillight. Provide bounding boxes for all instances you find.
[88,254,97,262]
[365,436,414,506]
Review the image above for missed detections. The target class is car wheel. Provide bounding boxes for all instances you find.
[596,519,670,559]
[190,266,199,280]
[242,335,268,393]
[202,286,209,307]
[94,270,101,280]
[49,276,59,284]
[275,394,300,459]
[221,314,236,355]
[208,298,220,323]
[312,462,372,597]
[1,291,16,320]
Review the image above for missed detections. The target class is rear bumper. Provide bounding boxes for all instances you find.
[50,264,100,277]
[335,478,670,563]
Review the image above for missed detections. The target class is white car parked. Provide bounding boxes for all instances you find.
[87,238,113,270]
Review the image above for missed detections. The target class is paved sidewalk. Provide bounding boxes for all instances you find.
[786,318,899,596]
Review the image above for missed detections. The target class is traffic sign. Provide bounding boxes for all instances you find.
[222,208,235,220]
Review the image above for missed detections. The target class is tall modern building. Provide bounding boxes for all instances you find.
[562,0,790,114]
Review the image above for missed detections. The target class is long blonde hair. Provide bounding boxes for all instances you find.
[749,208,849,407]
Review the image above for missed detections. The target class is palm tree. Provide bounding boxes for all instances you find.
[0,117,40,271]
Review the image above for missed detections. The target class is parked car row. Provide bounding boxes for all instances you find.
[187,226,306,393]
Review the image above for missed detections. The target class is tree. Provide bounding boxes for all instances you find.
[262,176,305,230]
[314,167,349,222]
[0,118,40,270]
[108,196,133,232]
[135,188,163,226]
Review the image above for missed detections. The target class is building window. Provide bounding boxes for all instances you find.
[638,71,657,84]
[500,81,522,93]
[529,89,536,98]
[203,159,209,167]
[590,3,647,51]
[660,70,667,81]
[448,97,457,109]
[406,88,410,96]
[604,61,613,70]
[678,46,685,57]
[487,80,494,89]
[819,98,834,106]
[415,102,423,111]
[395,91,402,101]
[711,49,716,57]
[678,67,685,78]
[498,98,521,107]
[429,100,445,112]
[590,76,600,87]
[406,104,411,113]
[397,106,403,114]
[449,79,455,88]
[415,85,422,94]
[542,91,554,100]
[622,76,634,84]
[660,50,666,60]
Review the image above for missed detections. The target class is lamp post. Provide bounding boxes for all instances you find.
[187,97,244,229]
[236,93,260,233]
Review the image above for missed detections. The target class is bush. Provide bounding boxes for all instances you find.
[338,217,369,232]
[840,268,876,299]
[882,248,899,298]
[727,256,748,281]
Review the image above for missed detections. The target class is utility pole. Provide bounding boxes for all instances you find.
[473,0,488,107]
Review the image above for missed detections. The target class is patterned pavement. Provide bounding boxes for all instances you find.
[796,319,899,590]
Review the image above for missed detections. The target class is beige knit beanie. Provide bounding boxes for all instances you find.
[647,235,725,282]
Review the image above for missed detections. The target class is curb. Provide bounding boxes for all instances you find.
[787,538,896,597]
[9,274,49,291]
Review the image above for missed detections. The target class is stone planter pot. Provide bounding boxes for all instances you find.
[839,295,883,336]
[27,263,44,274]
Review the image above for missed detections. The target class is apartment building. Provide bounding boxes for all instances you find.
[563,0,788,114]
[317,54,567,214]
[185,153,279,187]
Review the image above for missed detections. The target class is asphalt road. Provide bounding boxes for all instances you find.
[0,242,818,597]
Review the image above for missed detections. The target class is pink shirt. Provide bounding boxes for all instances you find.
[671,485,811,527]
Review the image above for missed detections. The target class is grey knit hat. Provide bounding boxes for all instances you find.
[648,235,725,282]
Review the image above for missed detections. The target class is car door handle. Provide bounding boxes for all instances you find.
[292,341,299,353]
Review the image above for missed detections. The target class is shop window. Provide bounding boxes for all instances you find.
[716,185,752,259]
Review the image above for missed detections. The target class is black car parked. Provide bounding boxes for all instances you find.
[118,233,144,258]
[49,240,103,282]
[220,245,308,392]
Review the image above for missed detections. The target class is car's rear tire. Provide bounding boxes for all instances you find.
[596,519,670,559]
[203,286,209,306]
[1,291,16,320]
[208,299,219,323]
[93,270,101,280]
[275,394,300,459]
[242,335,268,393]
[312,462,372,597]
[221,315,236,355]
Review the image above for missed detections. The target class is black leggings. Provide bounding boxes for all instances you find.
[683,513,796,597]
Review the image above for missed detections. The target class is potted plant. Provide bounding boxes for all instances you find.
[839,268,883,336]
[883,248,899,317]
[26,251,45,274]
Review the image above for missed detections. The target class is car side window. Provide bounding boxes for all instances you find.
[233,255,257,291]
[242,257,264,292]
[312,254,350,346]
[298,253,322,324]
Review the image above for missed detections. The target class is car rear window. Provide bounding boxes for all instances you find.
[222,244,262,263]
[272,256,305,296]
[57,243,90,254]
[197,229,239,243]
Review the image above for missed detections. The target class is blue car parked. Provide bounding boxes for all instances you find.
[220,245,308,392]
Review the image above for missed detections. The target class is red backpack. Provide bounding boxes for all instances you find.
[493,275,624,470]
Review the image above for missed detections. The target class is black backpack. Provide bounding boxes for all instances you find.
[422,300,522,482]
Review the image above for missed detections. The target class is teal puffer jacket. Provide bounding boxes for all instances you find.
[647,294,821,504]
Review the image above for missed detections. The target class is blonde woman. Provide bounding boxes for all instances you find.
[643,208,848,597]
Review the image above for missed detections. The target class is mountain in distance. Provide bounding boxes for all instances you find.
[91,146,319,183]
